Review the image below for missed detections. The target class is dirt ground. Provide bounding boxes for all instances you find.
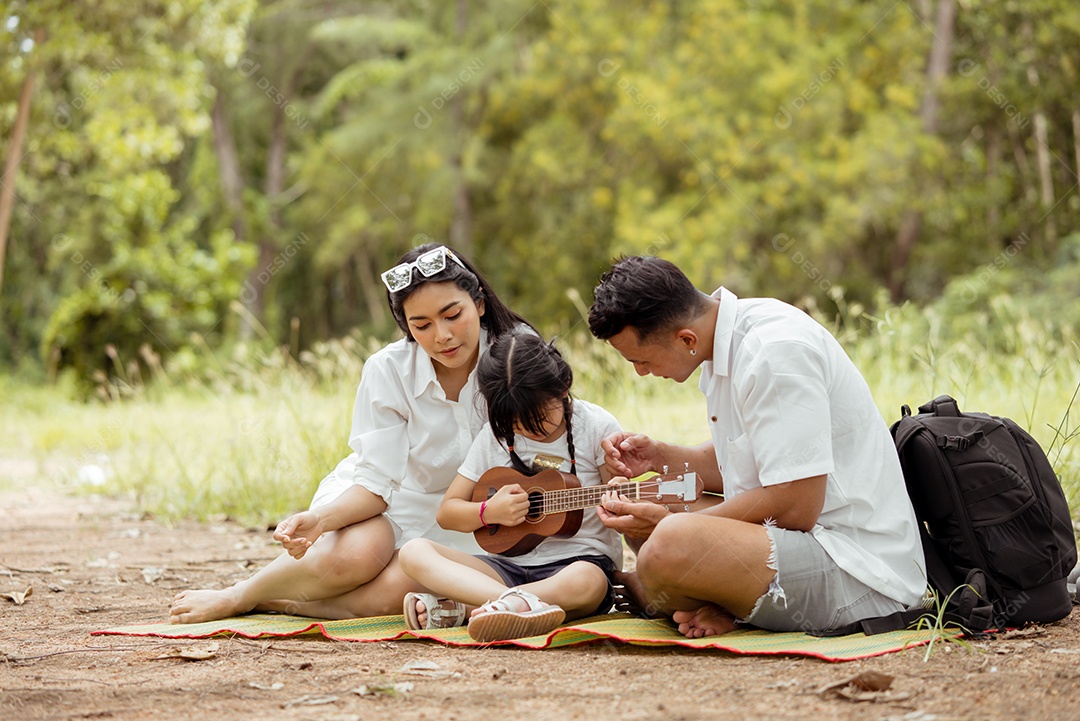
[3,486,1080,721]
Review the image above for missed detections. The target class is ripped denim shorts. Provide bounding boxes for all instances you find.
[741,524,906,633]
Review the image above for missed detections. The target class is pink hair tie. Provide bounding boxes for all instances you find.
[479,500,491,529]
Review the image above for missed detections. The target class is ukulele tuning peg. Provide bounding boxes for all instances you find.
[683,504,690,513]
[684,462,690,472]
[662,464,669,474]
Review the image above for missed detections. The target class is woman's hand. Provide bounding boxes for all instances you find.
[273,511,324,560]
[485,483,530,527]
[602,432,663,478]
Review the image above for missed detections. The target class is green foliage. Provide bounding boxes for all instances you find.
[41,226,253,395]
[2,0,1079,385]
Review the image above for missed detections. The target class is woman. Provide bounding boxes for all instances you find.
[170,243,531,623]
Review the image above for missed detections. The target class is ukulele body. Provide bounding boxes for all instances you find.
[471,467,583,556]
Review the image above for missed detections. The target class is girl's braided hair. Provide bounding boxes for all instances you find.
[477,331,576,476]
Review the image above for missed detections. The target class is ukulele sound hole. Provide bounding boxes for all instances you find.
[526,490,545,523]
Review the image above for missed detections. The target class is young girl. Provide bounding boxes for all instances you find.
[398,332,623,642]
[170,243,533,624]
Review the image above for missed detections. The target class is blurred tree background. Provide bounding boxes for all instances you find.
[2,0,1078,388]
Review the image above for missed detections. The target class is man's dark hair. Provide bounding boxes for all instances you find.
[588,256,708,341]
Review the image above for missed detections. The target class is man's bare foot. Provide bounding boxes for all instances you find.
[672,603,738,638]
[611,570,661,618]
[169,588,251,624]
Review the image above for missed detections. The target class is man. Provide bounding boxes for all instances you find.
[589,256,925,637]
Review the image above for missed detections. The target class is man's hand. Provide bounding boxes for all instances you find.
[597,487,671,540]
[602,432,662,478]
[274,511,324,560]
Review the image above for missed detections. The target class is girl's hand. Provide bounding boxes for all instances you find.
[274,511,323,559]
[487,483,530,526]
[602,432,661,478]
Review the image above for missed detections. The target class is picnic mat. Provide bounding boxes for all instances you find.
[93,612,955,662]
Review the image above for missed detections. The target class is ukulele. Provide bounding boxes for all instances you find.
[471,465,702,556]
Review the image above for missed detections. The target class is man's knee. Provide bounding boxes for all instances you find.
[636,514,700,586]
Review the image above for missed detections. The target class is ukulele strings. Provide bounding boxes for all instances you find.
[541,480,669,514]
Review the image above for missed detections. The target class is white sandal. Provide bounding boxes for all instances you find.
[402,592,467,630]
[467,588,566,642]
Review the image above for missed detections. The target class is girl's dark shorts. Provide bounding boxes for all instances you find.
[477,553,617,615]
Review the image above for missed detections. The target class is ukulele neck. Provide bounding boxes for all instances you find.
[541,480,662,514]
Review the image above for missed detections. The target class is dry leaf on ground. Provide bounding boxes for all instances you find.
[817,670,915,703]
[1,585,32,605]
[152,642,220,661]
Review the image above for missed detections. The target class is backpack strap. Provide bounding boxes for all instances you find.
[891,413,925,455]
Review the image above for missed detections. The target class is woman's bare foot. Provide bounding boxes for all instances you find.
[169,588,251,624]
[672,603,738,638]
[611,570,661,618]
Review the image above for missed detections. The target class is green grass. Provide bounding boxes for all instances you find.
[912,584,977,662]
[1,294,1078,525]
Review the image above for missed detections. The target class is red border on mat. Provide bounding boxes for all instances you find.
[93,620,937,661]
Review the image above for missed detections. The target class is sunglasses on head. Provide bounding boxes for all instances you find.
[381,246,468,293]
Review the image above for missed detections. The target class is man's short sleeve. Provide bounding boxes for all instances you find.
[735,339,835,486]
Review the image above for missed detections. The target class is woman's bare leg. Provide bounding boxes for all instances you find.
[264,552,428,620]
[170,516,395,624]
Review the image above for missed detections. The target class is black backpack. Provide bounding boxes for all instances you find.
[819,395,1076,636]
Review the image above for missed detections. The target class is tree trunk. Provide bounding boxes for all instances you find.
[1006,121,1035,200]
[1073,110,1080,185]
[0,33,41,299]
[887,0,956,303]
[209,79,256,338]
[241,104,287,332]
[986,127,1001,246]
[449,158,472,255]
[210,86,247,243]
[357,247,389,327]
[1033,112,1057,247]
[448,0,472,256]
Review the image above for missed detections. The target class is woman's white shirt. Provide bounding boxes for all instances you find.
[309,332,488,552]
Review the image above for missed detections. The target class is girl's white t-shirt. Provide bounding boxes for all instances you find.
[457,399,624,568]
[309,332,489,553]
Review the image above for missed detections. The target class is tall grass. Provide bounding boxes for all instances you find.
[0,335,380,524]
[1,294,1077,525]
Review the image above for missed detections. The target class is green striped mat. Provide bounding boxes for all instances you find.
[93,612,956,661]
